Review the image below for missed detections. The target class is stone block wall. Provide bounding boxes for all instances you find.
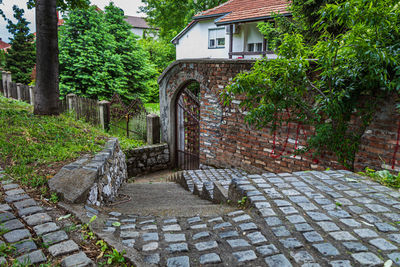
[49,138,127,206]
[126,143,170,177]
[159,59,400,173]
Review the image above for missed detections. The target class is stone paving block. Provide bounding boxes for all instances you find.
[14,199,37,210]
[187,216,201,224]
[227,239,250,248]
[199,253,221,264]
[290,251,314,264]
[122,239,135,248]
[218,230,238,239]
[272,226,290,237]
[265,217,282,226]
[0,212,15,223]
[3,229,31,243]
[258,208,276,217]
[167,242,188,253]
[329,231,357,241]
[3,184,19,190]
[365,204,390,212]
[141,225,157,231]
[374,222,397,232]
[256,244,279,256]
[23,212,52,226]
[167,256,190,267]
[5,188,25,196]
[316,221,340,232]
[227,210,244,217]
[143,242,158,251]
[329,260,352,267]
[0,204,11,212]
[18,206,44,216]
[190,224,207,230]
[280,238,303,249]
[328,210,351,218]
[162,224,181,232]
[232,214,251,222]
[265,254,292,267]
[120,224,135,231]
[312,243,339,256]
[33,222,60,236]
[42,230,68,245]
[360,214,382,223]
[388,252,400,265]
[14,239,37,255]
[0,219,24,232]
[351,252,383,266]
[144,253,160,265]
[384,213,400,222]
[295,223,314,232]
[303,231,324,243]
[353,228,378,238]
[213,222,232,230]
[307,212,331,221]
[16,250,46,265]
[342,242,368,252]
[368,238,398,251]
[208,216,223,223]
[142,232,159,242]
[195,240,218,251]
[61,252,94,267]
[193,231,210,240]
[164,233,186,243]
[388,234,400,244]
[163,218,177,224]
[48,240,79,257]
[232,250,257,262]
[287,215,306,224]
[280,206,298,214]
[246,231,267,244]
[120,231,139,239]
[239,222,258,231]
[340,219,361,227]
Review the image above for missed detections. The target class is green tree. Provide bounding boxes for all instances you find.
[223,0,400,169]
[59,4,156,101]
[140,0,228,41]
[1,5,35,84]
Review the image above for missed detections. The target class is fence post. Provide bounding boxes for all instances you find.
[29,86,35,106]
[1,71,6,97]
[66,93,76,111]
[16,83,22,101]
[6,72,12,98]
[147,114,160,145]
[98,100,110,131]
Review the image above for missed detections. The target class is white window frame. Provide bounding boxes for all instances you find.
[208,28,225,49]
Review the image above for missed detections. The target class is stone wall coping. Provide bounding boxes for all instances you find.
[158,58,256,84]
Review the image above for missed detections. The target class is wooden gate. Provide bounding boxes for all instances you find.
[176,87,200,170]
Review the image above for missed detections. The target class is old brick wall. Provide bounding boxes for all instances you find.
[159,59,400,173]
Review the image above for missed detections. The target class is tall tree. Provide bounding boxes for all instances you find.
[26,0,89,115]
[59,3,156,101]
[1,6,35,84]
[140,0,228,41]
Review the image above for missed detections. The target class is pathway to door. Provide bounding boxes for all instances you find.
[63,168,399,266]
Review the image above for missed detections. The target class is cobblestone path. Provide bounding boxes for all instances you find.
[90,169,400,266]
[0,168,93,266]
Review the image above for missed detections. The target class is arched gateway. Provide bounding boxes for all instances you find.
[158,59,254,169]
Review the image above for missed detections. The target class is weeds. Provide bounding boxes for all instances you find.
[358,167,400,188]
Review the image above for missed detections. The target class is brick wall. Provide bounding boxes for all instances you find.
[159,59,400,173]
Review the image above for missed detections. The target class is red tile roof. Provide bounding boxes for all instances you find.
[195,0,290,24]
[0,39,10,50]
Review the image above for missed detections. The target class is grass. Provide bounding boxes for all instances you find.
[0,96,110,191]
[358,167,400,188]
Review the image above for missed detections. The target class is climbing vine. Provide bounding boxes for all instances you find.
[222,0,400,169]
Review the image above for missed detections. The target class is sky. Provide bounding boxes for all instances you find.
[0,0,144,42]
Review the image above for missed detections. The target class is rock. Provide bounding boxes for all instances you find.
[23,213,52,226]
[48,240,79,257]
[3,229,31,243]
[33,222,60,236]
[16,250,46,265]
[61,252,94,267]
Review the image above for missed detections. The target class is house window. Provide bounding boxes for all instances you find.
[208,28,225,49]
[248,42,263,52]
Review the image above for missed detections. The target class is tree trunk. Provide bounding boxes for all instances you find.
[34,0,60,115]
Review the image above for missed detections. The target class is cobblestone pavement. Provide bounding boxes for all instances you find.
[89,168,400,266]
[0,168,93,266]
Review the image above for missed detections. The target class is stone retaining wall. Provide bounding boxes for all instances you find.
[126,143,170,177]
[49,138,127,206]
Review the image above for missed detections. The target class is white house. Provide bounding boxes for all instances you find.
[125,16,157,39]
[172,0,290,60]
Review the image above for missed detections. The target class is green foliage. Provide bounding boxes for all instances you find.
[59,3,157,102]
[359,167,400,188]
[105,249,126,266]
[223,0,400,169]
[49,192,59,203]
[0,50,6,69]
[0,96,107,189]
[237,196,247,208]
[140,0,228,41]
[1,5,35,84]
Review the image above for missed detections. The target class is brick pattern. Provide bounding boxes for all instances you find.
[161,60,400,173]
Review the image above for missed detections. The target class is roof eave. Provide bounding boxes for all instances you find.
[215,12,291,26]
[171,21,198,45]
[192,12,229,20]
